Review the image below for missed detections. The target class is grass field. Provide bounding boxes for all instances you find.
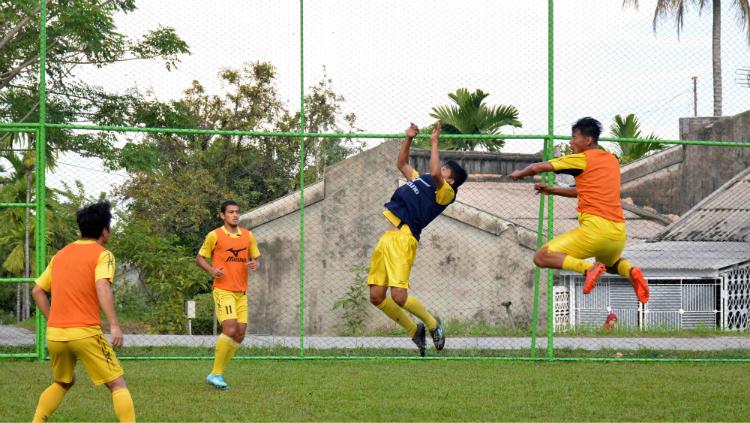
[2,359,749,421]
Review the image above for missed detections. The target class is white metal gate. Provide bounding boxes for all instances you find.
[722,265,750,331]
[560,277,720,330]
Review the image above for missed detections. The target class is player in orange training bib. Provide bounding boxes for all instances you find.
[31,201,135,422]
[509,117,649,304]
[196,200,260,390]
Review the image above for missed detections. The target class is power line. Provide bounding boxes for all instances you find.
[55,161,129,178]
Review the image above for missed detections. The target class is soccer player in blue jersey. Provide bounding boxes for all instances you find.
[368,122,468,356]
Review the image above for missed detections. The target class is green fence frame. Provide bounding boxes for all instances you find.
[2,0,749,362]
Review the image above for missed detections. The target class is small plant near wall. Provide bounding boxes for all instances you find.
[332,265,370,336]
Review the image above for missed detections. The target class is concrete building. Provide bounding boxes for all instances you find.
[239,140,667,336]
[621,110,750,215]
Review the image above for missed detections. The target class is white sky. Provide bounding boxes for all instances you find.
[33,0,750,195]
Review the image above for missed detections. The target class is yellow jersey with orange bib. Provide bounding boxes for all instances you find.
[199,226,260,323]
[545,150,627,266]
[35,240,124,385]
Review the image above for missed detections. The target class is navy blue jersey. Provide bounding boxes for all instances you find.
[384,174,456,241]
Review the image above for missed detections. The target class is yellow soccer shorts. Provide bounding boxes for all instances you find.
[368,226,418,289]
[545,213,627,267]
[48,333,124,385]
[213,288,248,324]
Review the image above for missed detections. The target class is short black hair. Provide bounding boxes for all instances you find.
[444,160,468,191]
[76,201,112,239]
[220,200,239,214]
[572,117,602,143]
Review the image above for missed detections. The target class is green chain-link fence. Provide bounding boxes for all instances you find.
[2,0,750,361]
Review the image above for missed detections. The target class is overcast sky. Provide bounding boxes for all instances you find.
[41,0,750,194]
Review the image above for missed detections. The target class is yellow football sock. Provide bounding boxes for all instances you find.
[616,259,634,280]
[376,297,417,336]
[211,334,239,375]
[403,296,438,331]
[562,256,594,274]
[32,382,67,423]
[223,336,239,366]
[112,388,135,423]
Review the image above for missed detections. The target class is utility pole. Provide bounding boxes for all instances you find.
[691,76,698,117]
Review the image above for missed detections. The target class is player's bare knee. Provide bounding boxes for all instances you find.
[233,332,245,344]
[222,324,237,338]
[391,290,407,306]
[105,376,127,392]
[369,288,386,305]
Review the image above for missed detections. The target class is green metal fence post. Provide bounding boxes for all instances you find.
[35,0,48,362]
[530,189,545,358]
[546,0,555,360]
[298,0,306,358]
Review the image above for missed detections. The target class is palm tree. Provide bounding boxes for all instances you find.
[624,0,750,117]
[0,150,34,320]
[610,114,665,163]
[426,88,522,152]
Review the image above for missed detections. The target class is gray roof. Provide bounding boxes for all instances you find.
[655,166,750,242]
[561,241,750,278]
[621,241,750,278]
[457,182,666,242]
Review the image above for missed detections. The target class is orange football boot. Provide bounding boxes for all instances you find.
[583,262,606,294]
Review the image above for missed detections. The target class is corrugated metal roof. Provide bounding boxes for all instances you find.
[562,241,750,278]
[621,241,750,277]
[457,182,666,241]
[655,167,750,242]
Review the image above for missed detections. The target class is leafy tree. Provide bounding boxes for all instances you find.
[2,1,188,90]
[108,215,209,333]
[0,152,90,320]
[1,0,189,324]
[107,63,359,331]
[624,0,750,116]
[419,88,521,151]
[1,0,190,157]
[610,113,664,163]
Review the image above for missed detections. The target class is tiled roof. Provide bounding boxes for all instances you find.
[457,181,666,242]
[654,167,750,242]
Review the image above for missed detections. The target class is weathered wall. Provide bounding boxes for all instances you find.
[620,110,750,216]
[241,141,545,336]
[678,112,750,214]
[620,146,684,215]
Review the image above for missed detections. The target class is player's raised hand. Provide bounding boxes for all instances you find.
[431,120,442,142]
[534,183,553,194]
[406,123,419,140]
[510,170,524,181]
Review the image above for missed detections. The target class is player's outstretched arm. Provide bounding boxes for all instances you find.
[534,183,578,197]
[509,161,555,180]
[397,123,418,180]
[429,121,445,189]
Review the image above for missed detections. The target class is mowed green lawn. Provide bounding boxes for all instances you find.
[1,360,748,421]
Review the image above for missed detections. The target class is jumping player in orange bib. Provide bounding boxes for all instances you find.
[510,117,649,304]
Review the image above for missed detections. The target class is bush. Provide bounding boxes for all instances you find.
[332,265,370,336]
[189,293,216,335]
